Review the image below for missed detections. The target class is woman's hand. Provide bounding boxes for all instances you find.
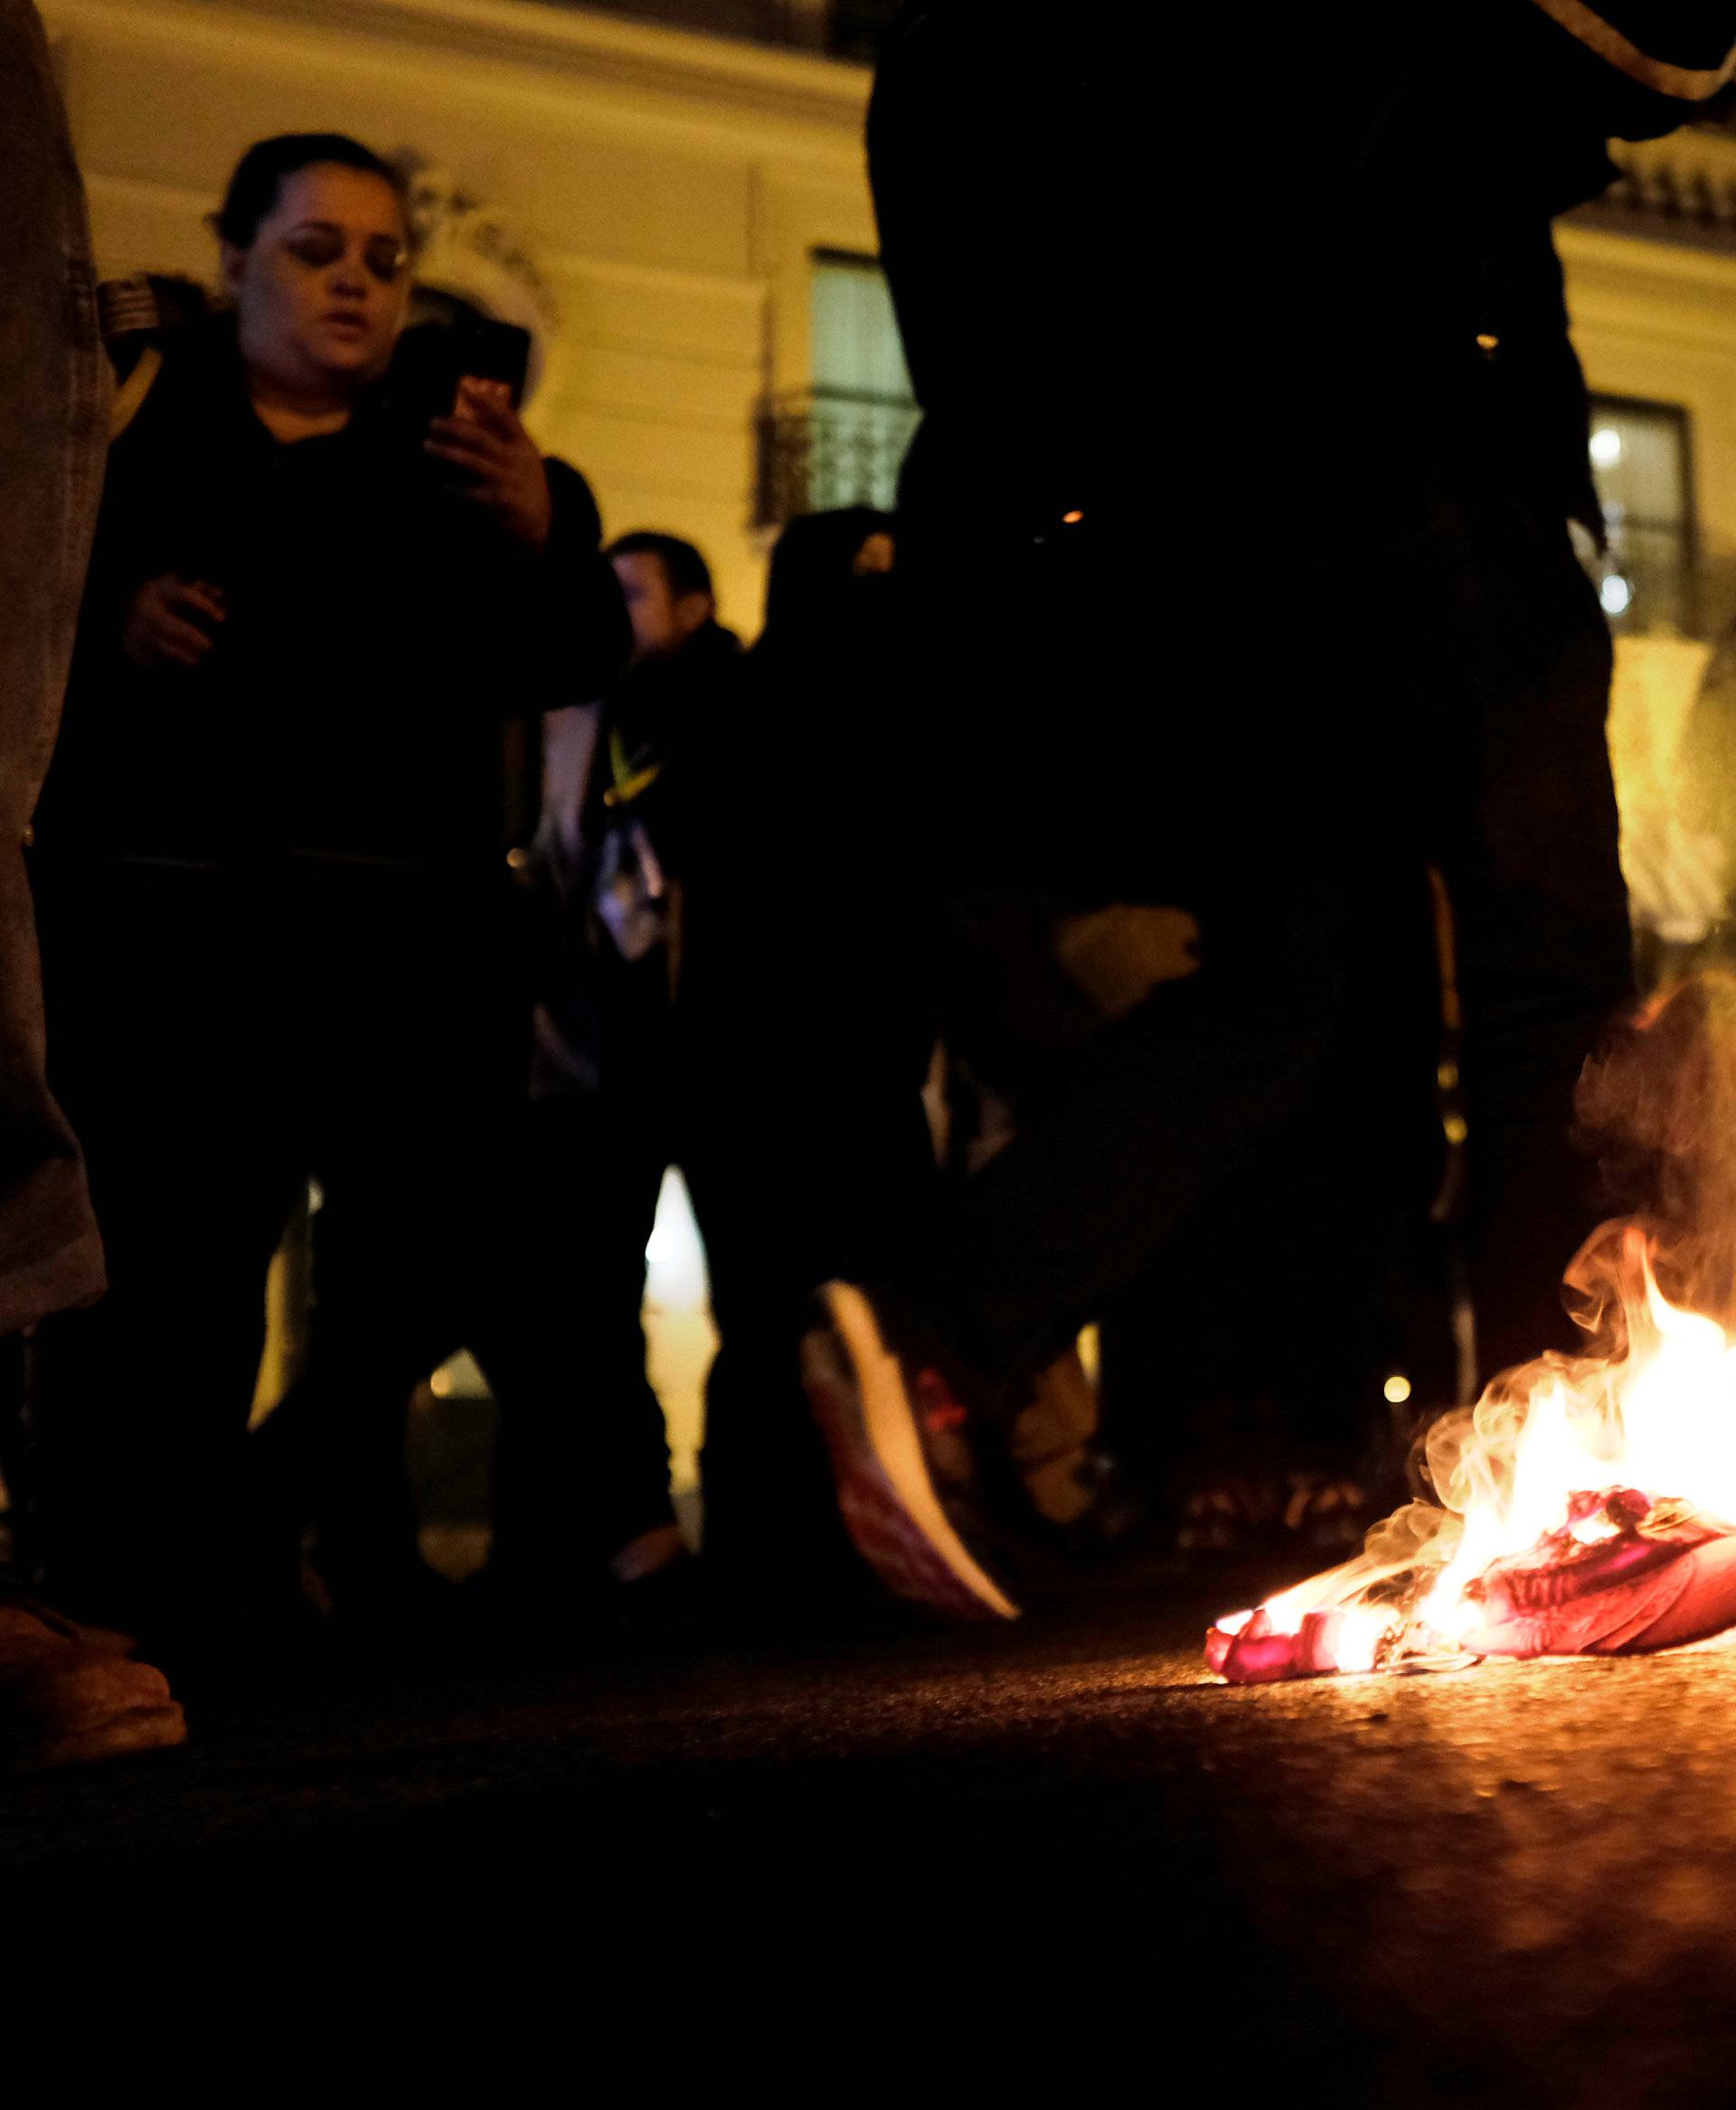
[425,377,552,552]
[120,575,226,668]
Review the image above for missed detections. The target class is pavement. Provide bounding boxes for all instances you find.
[5,1559,1735,2100]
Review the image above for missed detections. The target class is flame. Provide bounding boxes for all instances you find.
[1414,1236,1731,1647]
[1210,976,1736,1681]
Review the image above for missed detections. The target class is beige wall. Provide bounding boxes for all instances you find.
[1555,193,1736,928]
[1558,127,1736,611]
[1561,221,1736,602]
[41,0,880,638]
[49,0,1736,644]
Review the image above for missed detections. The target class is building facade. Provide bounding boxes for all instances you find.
[1560,122,1736,949]
[42,0,901,636]
[43,2,1736,654]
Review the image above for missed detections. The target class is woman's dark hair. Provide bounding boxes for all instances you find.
[215,133,407,248]
[761,507,894,639]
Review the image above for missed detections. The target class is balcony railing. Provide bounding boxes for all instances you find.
[755,386,920,526]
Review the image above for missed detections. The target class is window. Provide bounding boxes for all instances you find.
[810,250,910,402]
[1587,396,1696,634]
[756,252,919,525]
[804,250,919,512]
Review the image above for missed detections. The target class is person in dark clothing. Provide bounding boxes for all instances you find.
[23,133,628,1659]
[487,532,741,1613]
[796,2,1707,1621]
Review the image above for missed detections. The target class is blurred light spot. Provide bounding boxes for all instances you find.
[1444,1113,1469,1144]
[1599,573,1631,616]
[1476,332,1499,353]
[1384,1372,1412,1405]
[1437,1060,1459,1090]
[505,845,530,871]
[1590,427,1623,469]
[1061,509,1084,524]
[429,1368,452,1399]
[644,1169,707,1301]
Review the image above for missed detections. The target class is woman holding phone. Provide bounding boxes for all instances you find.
[26,133,628,1671]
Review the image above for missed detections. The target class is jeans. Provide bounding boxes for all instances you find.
[0,0,107,1335]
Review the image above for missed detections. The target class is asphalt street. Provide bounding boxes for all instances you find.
[5,1563,1733,2099]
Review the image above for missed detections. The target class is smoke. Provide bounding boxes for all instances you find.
[1419,974,1736,1531]
[1573,973,1736,1333]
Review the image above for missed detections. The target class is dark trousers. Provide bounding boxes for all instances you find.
[493,994,939,1594]
[23,858,545,1640]
[693,1042,939,1585]
[905,493,1633,1403]
[486,1083,677,1586]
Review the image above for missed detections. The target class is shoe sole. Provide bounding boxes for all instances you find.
[803,1283,1018,1622]
[1,1661,188,1770]
[15,1702,188,1770]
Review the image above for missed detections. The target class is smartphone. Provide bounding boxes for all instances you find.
[387,302,533,436]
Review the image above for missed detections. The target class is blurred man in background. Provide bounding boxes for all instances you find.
[489,533,742,1622]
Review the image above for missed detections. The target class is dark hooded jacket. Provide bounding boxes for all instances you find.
[36,311,628,870]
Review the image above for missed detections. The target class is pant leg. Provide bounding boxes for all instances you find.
[1438,513,1635,1380]
[686,1054,938,1585]
[480,1086,677,1587]
[26,867,303,1636]
[0,3,107,1333]
[908,495,1628,1403]
[272,1156,463,1590]
[931,881,1346,1387]
[267,871,521,1590]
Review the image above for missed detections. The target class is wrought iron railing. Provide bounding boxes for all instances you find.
[755,386,920,526]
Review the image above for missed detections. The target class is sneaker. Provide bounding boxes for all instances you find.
[0,1593,187,1768]
[800,1282,1019,1622]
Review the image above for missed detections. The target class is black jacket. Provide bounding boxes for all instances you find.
[530,618,744,1090]
[579,617,744,889]
[38,316,628,868]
